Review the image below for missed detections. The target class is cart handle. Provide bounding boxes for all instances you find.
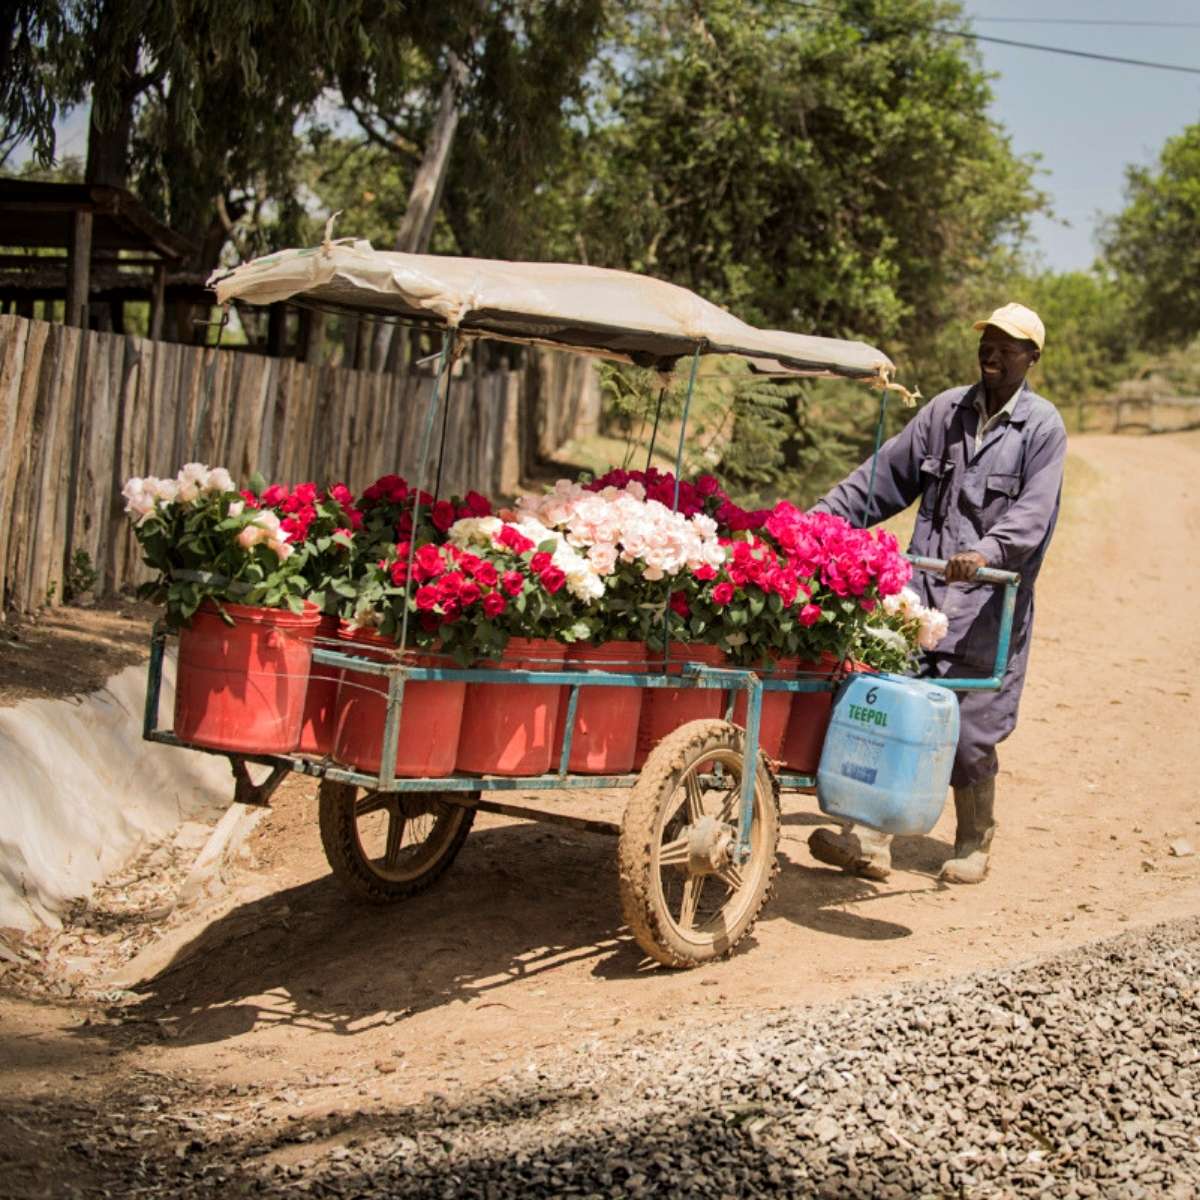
[906,555,1018,587]
[905,555,1020,691]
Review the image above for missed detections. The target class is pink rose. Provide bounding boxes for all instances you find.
[712,581,735,607]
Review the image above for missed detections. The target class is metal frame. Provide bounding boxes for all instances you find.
[142,322,1021,865]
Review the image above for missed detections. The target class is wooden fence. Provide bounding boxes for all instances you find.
[1079,394,1200,436]
[0,316,599,611]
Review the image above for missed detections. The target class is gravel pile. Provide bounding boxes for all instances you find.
[8,917,1200,1198]
[265,917,1200,1200]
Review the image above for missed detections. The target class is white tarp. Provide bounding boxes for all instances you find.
[209,240,895,382]
[0,654,229,929]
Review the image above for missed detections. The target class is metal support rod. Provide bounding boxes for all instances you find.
[861,389,890,528]
[377,668,407,790]
[661,342,704,667]
[735,672,763,863]
[433,367,454,498]
[399,330,457,654]
[557,684,581,776]
[645,384,668,471]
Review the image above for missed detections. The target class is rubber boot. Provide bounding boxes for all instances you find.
[808,824,892,882]
[939,778,996,884]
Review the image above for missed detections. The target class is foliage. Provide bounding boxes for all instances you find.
[1102,123,1200,349]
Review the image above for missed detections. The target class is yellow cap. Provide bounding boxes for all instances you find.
[973,302,1045,351]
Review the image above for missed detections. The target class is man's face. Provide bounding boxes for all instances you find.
[978,326,1040,393]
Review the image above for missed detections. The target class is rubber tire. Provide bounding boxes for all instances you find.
[318,780,476,904]
[618,718,780,968]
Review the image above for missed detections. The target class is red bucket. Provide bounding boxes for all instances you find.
[455,638,566,776]
[731,656,800,761]
[332,625,466,778]
[558,640,648,775]
[779,654,842,774]
[297,613,341,757]
[174,600,319,754]
[633,643,726,770]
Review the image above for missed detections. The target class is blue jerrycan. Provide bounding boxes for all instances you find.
[816,672,959,836]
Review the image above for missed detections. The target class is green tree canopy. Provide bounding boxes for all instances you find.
[1103,122,1200,349]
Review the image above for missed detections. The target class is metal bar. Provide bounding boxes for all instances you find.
[735,672,763,862]
[469,797,619,837]
[399,330,456,653]
[776,774,817,790]
[143,625,167,738]
[645,383,668,471]
[557,684,580,776]
[377,668,407,791]
[907,554,1019,587]
[861,389,889,528]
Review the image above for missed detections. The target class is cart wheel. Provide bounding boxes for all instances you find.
[618,719,780,968]
[318,780,476,903]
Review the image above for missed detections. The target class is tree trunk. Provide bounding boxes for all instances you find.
[83,24,140,189]
[370,53,467,373]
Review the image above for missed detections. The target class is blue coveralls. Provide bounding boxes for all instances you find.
[813,381,1067,788]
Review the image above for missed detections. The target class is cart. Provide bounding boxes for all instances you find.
[142,241,1019,967]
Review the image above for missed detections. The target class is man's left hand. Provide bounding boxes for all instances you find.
[945,551,987,583]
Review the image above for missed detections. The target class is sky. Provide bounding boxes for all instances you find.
[958,0,1200,272]
[20,2,1200,275]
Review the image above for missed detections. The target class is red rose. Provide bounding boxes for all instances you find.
[530,551,552,574]
[482,592,507,618]
[390,560,408,586]
[497,524,536,555]
[459,582,482,607]
[712,581,735,607]
[428,500,454,532]
[293,482,319,505]
[438,571,466,597]
[239,489,260,509]
[502,570,524,597]
[693,564,716,582]
[539,566,566,594]
[474,561,499,588]
[415,585,440,611]
[799,603,822,627]
[464,490,492,516]
[260,484,288,507]
[669,591,690,617]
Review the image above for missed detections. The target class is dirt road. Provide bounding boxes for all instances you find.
[3,432,1200,1185]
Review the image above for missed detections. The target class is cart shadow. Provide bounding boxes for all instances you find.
[76,822,647,1049]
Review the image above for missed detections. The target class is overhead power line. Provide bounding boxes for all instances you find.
[782,1,1200,76]
[973,18,1200,29]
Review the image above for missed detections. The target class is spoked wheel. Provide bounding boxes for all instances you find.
[618,719,780,968]
[318,780,476,903]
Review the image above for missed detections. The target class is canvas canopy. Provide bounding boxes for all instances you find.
[210,240,897,384]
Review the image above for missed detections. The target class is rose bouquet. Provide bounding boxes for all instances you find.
[673,536,816,666]
[854,586,950,674]
[585,466,771,535]
[514,477,726,648]
[759,502,913,660]
[122,463,306,627]
[239,480,365,616]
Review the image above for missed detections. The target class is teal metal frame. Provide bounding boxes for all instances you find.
[141,323,1021,866]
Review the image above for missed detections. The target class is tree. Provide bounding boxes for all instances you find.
[1103,123,1200,349]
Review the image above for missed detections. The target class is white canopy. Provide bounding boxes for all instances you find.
[209,239,895,382]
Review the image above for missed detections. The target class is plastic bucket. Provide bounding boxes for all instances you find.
[557,641,648,775]
[174,600,319,754]
[297,613,341,757]
[455,638,567,776]
[332,625,466,778]
[731,656,800,761]
[633,643,726,770]
[779,654,858,774]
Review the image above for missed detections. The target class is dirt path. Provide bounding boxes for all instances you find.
[3,432,1200,1169]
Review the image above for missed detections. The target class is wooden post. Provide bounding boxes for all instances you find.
[66,210,94,328]
[149,261,167,341]
[266,303,287,357]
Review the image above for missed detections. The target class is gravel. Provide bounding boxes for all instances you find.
[7,916,1200,1198]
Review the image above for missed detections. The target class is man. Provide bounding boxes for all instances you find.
[808,303,1067,884]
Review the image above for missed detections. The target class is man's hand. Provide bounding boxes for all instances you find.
[945,551,987,583]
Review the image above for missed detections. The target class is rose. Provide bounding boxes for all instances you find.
[482,592,506,618]
[711,581,735,607]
